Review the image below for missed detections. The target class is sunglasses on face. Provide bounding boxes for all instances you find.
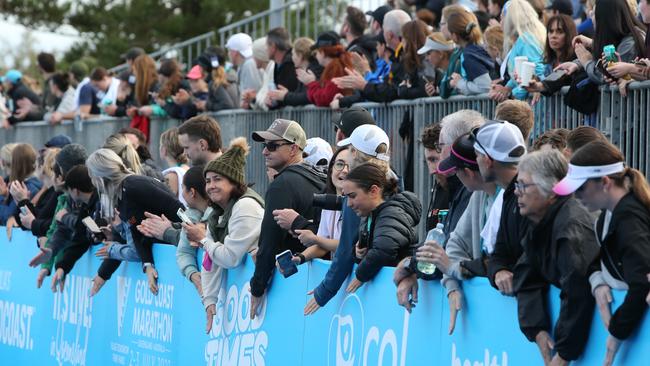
[263,141,294,152]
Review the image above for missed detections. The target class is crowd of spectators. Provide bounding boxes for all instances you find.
[1,1,650,365]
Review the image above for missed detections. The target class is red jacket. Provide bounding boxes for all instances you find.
[307,80,342,107]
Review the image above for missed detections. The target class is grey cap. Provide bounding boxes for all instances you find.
[55,143,88,177]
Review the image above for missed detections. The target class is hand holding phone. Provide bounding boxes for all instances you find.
[177,208,193,225]
[276,250,298,278]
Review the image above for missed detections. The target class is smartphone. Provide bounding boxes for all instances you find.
[19,206,29,216]
[545,69,567,82]
[421,75,434,83]
[82,216,102,234]
[177,208,193,225]
[276,250,298,278]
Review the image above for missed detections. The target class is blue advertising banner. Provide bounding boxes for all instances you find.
[0,229,648,365]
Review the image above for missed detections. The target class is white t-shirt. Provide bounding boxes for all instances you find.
[481,189,504,254]
[317,209,342,242]
[96,77,121,106]
[162,166,189,207]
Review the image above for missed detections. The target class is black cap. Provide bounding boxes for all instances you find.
[118,70,135,85]
[334,106,376,137]
[120,47,145,61]
[546,0,573,16]
[438,133,479,175]
[311,31,340,50]
[366,5,391,27]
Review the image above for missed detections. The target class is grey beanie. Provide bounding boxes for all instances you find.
[56,143,88,177]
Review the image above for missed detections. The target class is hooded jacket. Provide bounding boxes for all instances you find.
[7,81,44,124]
[355,191,422,282]
[514,196,599,361]
[456,44,495,95]
[250,163,327,297]
[589,193,650,340]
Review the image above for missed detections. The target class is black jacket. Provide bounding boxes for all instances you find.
[15,187,61,237]
[274,49,299,92]
[55,191,101,274]
[488,175,531,286]
[425,177,450,231]
[355,191,422,282]
[7,81,44,124]
[117,175,183,265]
[282,59,324,107]
[514,196,599,361]
[593,193,650,340]
[206,80,236,112]
[250,163,326,297]
[443,175,472,238]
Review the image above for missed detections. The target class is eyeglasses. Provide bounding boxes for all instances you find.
[262,141,294,152]
[333,161,349,171]
[514,181,537,194]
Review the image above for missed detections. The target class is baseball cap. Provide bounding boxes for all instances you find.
[45,134,72,148]
[333,106,376,137]
[4,70,22,84]
[337,124,390,161]
[120,47,145,61]
[553,162,624,195]
[366,5,391,27]
[417,36,455,55]
[311,31,340,50]
[226,33,253,59]
[438,133,479,175]
[252,119,307,149]
[303,138,333,167]
[546,0,573,16]
[186,65,203,80]
[472,120,527,163]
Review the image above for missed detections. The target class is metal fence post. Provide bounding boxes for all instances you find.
[269,0,285,29]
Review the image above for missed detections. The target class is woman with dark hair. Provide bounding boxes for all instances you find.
[305,31,354,106]
[155,59,191,119]
[544,15,577,75]
[556,0,646,84]
[45,72,76,124]
[344,163,422,293]
[392,19,436,100]
[182,138,264,333]
[553,140,650,366]
[129,55,165,117]
[175,165,212,297]
[292,147,351,263]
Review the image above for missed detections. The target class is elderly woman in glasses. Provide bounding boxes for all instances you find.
[513,149,600,366]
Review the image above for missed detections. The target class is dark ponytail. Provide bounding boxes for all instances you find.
[346,163,399,196]
[183,165,208,200]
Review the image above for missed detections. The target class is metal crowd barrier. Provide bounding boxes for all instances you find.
[2,81,650,218]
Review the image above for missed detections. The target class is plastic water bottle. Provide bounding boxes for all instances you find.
[417,223,445,275]
[73,113,83,132]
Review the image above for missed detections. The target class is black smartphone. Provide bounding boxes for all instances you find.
[276,250,298,278]
[545,69,567,82]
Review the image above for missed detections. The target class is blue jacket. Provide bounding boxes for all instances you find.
[365,58,391,84]
[0,176,42,225]
[313,199,360,306]
[457,44,495,95]
[505,34,544,100]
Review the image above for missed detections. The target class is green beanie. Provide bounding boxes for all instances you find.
[204,137,249,186]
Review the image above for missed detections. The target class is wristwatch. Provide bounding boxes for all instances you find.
[142,262,154,273]
[200,237,210,247]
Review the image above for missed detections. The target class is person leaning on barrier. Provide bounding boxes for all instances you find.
[171,165,211,298]
[411,133,499,334]
[49,165,102,293]
[182,138,264,333]
[344,163,421,294]
[474,120,529,296]
[305,124,396,315]
[1,144,43,228]
[85,148,184,296]
[420,123,451,232]
[513,149,599,366]
[248,119,326,319]
[553,140,650,366]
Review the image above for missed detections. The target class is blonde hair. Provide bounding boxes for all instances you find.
[86,148,134,218]
[160,128,188,164]
[502,0,546,54]
[41,147,61,181]
[103,134,143,175]
[0,143,18,170]
[484,25,504,57]
[293,37,315,61]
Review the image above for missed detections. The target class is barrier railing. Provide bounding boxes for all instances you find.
[0,230,648,365]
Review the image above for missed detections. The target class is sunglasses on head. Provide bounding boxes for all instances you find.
[263,141,294,152]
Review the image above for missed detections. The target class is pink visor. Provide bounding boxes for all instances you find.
[186,65,203,80]
[553,162,625,195]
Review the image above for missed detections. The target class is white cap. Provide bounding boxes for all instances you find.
[473,120,526,163]
[226,33,253,58]
[553,162,625,195]
[417,37,455,55]
[304,138,333,167]
[337,124,390,161]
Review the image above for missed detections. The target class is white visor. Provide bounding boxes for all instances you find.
[553,162,625,195]
[417,38,455,55]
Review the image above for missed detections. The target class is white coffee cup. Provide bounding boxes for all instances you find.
[519,61,536,86]
[514,56,528,76]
